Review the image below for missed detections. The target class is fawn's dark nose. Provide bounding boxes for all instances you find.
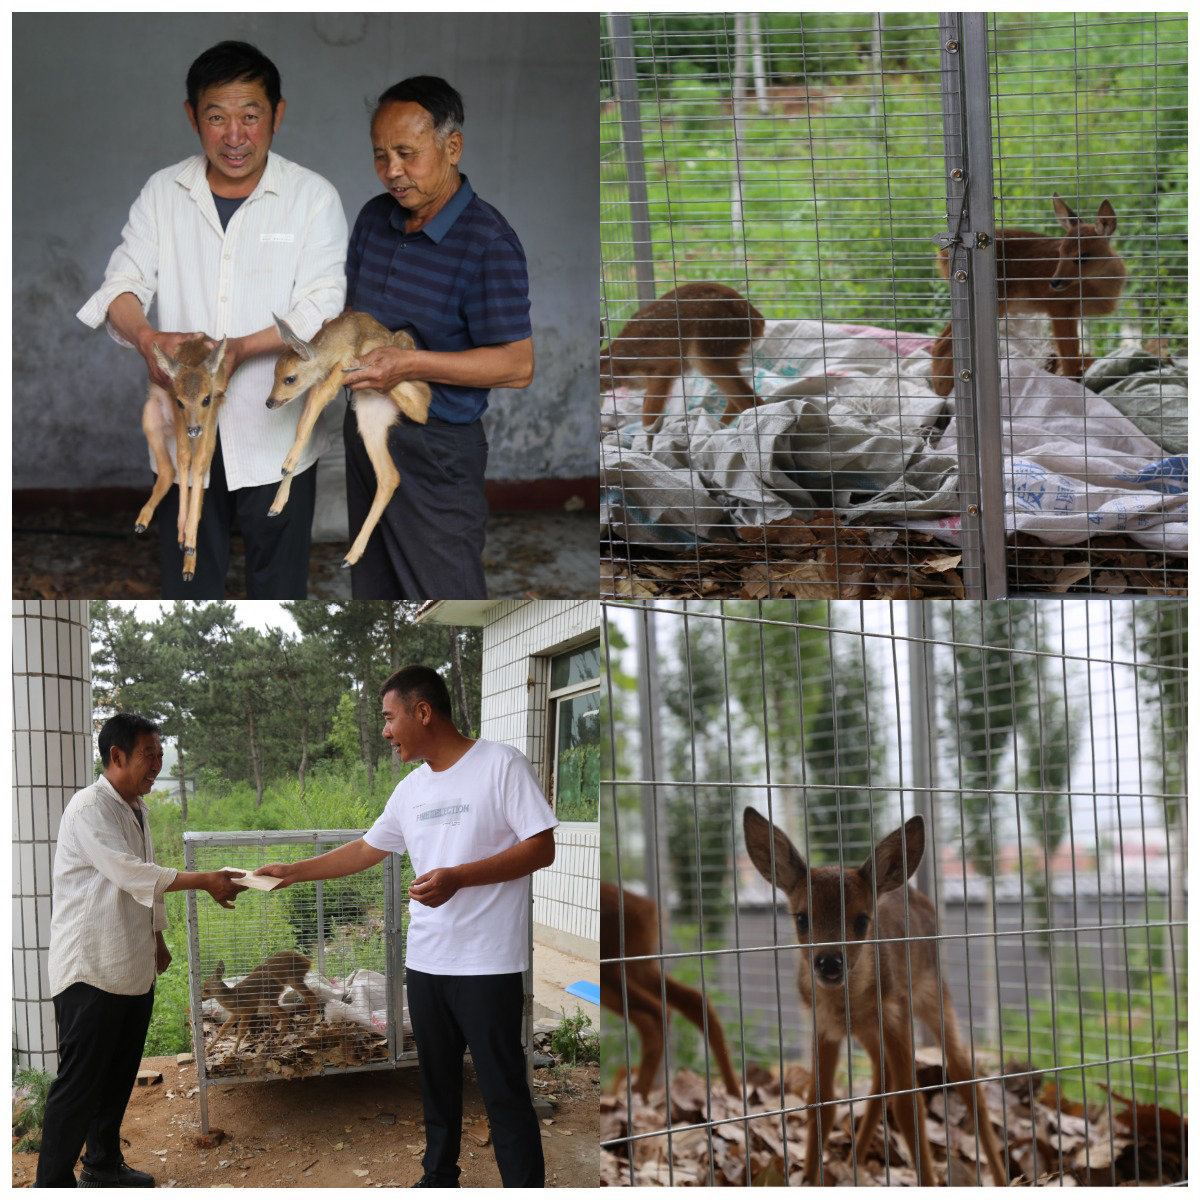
[187,425,203,438]
[814,951,843,983]
[1050,277,1070,291]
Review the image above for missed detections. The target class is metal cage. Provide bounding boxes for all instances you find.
[183,829,415,1133]
[600,599,1187,1186]
[600,13,1187,599]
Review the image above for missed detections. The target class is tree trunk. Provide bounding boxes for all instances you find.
[297,720,309,794]
[247,707,264,808]
[357,682,376,789]
[449,628,471,734]
[177,741,188,823]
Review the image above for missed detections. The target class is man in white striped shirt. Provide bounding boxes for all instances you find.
[35,713,246,1188]
[77,42,347,599]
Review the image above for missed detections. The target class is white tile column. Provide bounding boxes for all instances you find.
[12,600,91,1072]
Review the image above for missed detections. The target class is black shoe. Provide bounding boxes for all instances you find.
[412,1176,460,1188]
[78,1158,156,1188]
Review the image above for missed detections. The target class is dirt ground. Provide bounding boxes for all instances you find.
[12,1054,600,1189]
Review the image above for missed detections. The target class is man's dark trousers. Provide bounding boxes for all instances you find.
[34,982,155,1187]
[155,433,317,600]
[406,968,543,1187]
[344,406,489,600]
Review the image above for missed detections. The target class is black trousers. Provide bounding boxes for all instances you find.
[344,404,489,600]
[155,433,317,600]
[406,968,543,1187]
[35,982,155,1187]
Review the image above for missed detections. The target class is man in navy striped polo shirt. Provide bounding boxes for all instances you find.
[341,76,534,599]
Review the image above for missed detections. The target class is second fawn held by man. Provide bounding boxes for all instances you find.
[744,807,1008,1186]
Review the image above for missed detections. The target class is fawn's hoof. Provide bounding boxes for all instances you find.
[342,559,352,570]
[267,508,281,519]
[182,572,194,582]
[134,523,146,535]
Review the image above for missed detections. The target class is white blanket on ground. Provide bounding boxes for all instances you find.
[601,318,1187,555]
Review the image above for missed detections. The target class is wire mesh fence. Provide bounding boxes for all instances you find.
[184,830,415,1133]
[600,14,1187,599]
[599,599,1187,1185]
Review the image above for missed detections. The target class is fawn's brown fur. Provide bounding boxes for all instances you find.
[266,312,432,567]
[600,881,740,1099]
[744,808,1007,1186]
[135,337,229,582]
[929,194,1126,397]
[201,951,318,1053]
[600,283,765,427]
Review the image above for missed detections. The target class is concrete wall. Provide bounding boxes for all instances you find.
[479,601,600,958]
[13,14,599,527]
[12,601,93,1073]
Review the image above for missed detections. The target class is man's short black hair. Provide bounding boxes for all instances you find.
[99,713,161,767]
[187,41,282,115]
[373,76,464,140]
[379,665,453,720]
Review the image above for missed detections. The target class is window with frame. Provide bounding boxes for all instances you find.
[547,641,600,822]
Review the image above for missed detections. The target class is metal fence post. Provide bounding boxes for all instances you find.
[937,13,1007,598]
[607,14,657,306]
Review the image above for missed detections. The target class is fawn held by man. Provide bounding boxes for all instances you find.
[600,282,765,427]
[265,311,433,567]
[201,950,318,1053]
[599,881,740,1099]
[928,194,1126,396]
[743,808,1007,1186]
[134,337,229,582]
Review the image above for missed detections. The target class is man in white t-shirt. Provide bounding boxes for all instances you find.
[256,665,557,1187]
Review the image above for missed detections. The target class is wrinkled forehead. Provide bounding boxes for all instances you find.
[196,79,273,115]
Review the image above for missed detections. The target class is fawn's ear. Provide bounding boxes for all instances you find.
[1095,198,1117,237]
[205,337,228,376]
[860,816,924,895]
[151,343,180,380]
[744,807,807,895]
[1052,192,1079,233]
[273,314,315,361]
[210,960,225,978]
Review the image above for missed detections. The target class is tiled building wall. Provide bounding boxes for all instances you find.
[480,601,599,959]
[12,601,93,1072]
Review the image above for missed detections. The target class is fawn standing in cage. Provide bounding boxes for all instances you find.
[600,882,741,1099]
[744,808,1008,1186]
[265,311,432,568]
[201,951,319,1053]
[134,337,229,583]
[600,282,765,427]
[928,194,1126,397]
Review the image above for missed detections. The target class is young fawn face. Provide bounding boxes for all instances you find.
[152,338,228,439]
[266,315,325,410]
[1046,194,1124,307]
[744,809,924,988]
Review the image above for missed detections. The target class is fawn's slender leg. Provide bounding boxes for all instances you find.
[135,392,176,533]
[599,972,665,1098]
[939,1007,1008,1184]
[927,320,956,397]
[272,375,345,502]
[640,372,677,427]
[882,1023,936,1186]
[343,393,401,568]
[852,1031,885,1167]
[174,429,193,549]
[804,1034,842,1186]
[696,355,758,424]
[182,434,215,581]
[389,379,432,425]
[1049,315,1088,379]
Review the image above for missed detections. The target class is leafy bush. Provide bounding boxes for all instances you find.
[13,1066,53,1152]
[550,1008,600,1065]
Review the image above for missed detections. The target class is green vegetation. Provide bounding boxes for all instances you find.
[602,14,1186,351]
[12,1066,53,1152]
[549,1007,600,1065]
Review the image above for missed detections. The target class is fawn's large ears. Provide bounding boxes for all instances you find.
[205,337,228,376]
[1095,198,1117,237]
[151,343,180,380]
[274,314,315,360]
[860,816,924,895]
[1053,193,1079,233]
[744,807,807,895]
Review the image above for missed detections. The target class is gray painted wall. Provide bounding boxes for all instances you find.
[14,13,599,523]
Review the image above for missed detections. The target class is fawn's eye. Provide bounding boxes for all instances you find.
[853,913,869,938]
[285,374,297,386]
[175,398,184,409]
[795,912,809,935]
[202,394,211,407]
